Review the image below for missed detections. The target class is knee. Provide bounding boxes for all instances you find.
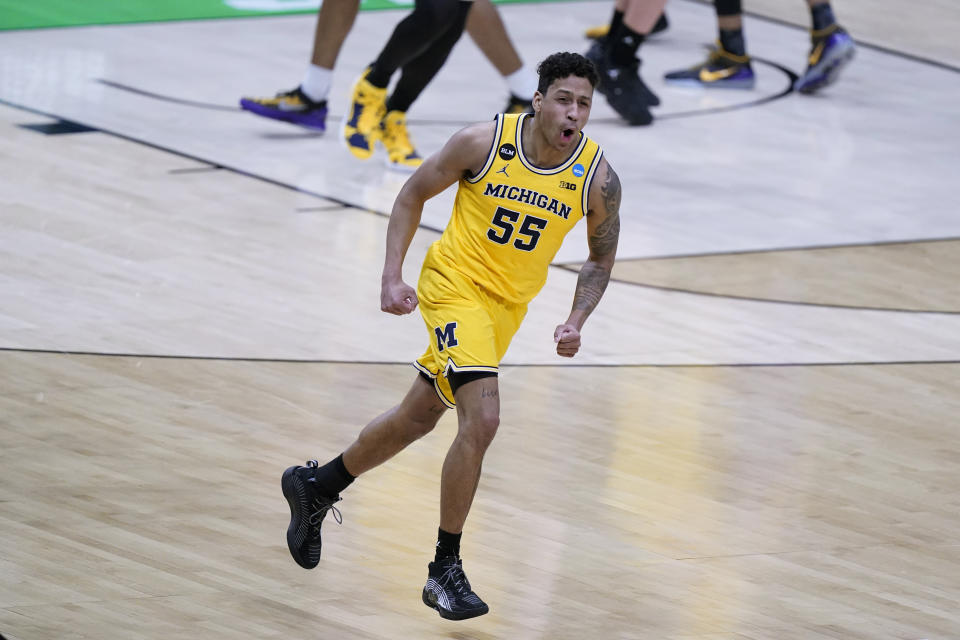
[460,413,500,451]
[399,407,441,441]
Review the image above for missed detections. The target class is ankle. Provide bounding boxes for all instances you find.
[435,527,461,562]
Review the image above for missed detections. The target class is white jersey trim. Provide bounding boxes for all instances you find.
[465,114,504,184]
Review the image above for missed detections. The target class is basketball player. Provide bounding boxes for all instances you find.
[664,0,855,93]
[241,0,538,169]
[281,52,620,620]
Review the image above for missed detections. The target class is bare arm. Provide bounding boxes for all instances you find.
[380,121,497,314]
[554,157,621,356]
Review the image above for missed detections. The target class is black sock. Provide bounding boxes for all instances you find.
[810,3,836,31]
[313,454,355,497]
[719,28,746,56]
[607,23,645,66]
[435,528,461,562]
[606,9,624,43]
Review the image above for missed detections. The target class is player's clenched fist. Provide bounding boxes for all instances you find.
[554,324,581,358]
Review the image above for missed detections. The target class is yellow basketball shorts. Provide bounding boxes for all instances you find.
[413,257,527,408]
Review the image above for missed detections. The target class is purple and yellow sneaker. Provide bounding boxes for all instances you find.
[240,86,327,131]
[794,25,855,94]
[664,44,756,89]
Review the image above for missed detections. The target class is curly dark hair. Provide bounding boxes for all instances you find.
[536,51,599,95]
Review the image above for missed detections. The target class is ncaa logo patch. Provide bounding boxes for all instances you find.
[572,163,585,177]
[498,143,517,161]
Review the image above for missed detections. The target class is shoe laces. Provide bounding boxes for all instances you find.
[307,491,342,529]
[355,82,387,133]
[302,461,342,537]
[382,113,415,155]
[437,558,472,597]
[277,87,307,105]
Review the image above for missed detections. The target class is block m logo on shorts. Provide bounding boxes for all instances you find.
[434,322,459,352]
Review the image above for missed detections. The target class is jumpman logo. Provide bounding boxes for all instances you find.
[496,164,509,177]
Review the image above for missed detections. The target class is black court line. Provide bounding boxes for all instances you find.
[97,59,796,124]
[573,235,960,262]
[295,204,352,212]
[169,166,222,174]
[18,120,98,135]
[2,96,450,233]
[556,265,960,316]
[658,56,796,121]
[2,347,958,368]
[3,93,956,316]
[96,79,238,112]
[553,236,960,315]
[679,0,960,75]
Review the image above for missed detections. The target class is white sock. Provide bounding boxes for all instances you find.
[505,66,538,100]
[301,64,333,103]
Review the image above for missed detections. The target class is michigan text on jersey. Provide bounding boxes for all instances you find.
[482,183,573,220]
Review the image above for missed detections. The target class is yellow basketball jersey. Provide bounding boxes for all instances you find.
[429,112,604,304]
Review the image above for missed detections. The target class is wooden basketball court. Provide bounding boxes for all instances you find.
[2,1,959,637]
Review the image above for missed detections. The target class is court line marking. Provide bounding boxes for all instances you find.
[678,0,960,74]
[3,95,957,315]
[95,54,797,124]
[2,347,959,368]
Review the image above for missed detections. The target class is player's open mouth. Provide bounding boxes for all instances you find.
[560,128,575,142]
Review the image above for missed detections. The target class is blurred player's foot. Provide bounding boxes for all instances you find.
[652,12,669,35]
[584,23,609,41]
[239,86,328,131]
[664,44,756,89]
[281,460,342,569]
[584,13,668,41]
[794,25,855,94]
[380,110,422,172]
[422,555,489,620]
[587,41,660,107]
[586,42,657,126]
[504,94,533,114]
[343,69,387,160]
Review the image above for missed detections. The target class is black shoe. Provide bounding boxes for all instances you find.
[422,556,489,620]
[586,42,656,126]
[584,12,667,40]
[504,93,533,114]
[651,12,669,35]
[586,41,660,107]
[281,460,342,569]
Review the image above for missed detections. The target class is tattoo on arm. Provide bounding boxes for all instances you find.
[590,166,621,257]
[481,387,499,399]
[574,164,619,314]
[573,262,610,312]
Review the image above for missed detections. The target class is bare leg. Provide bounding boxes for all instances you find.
[717,13,742,31]
[342,376,448,476]
[622,0,668,34]
[465,0,521,76]
[309,0,361,68]
[439,377,500,534]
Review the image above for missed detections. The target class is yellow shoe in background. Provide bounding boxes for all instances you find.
[379,111,422,172]
[342,69,387,160]
[583,24,609,40]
